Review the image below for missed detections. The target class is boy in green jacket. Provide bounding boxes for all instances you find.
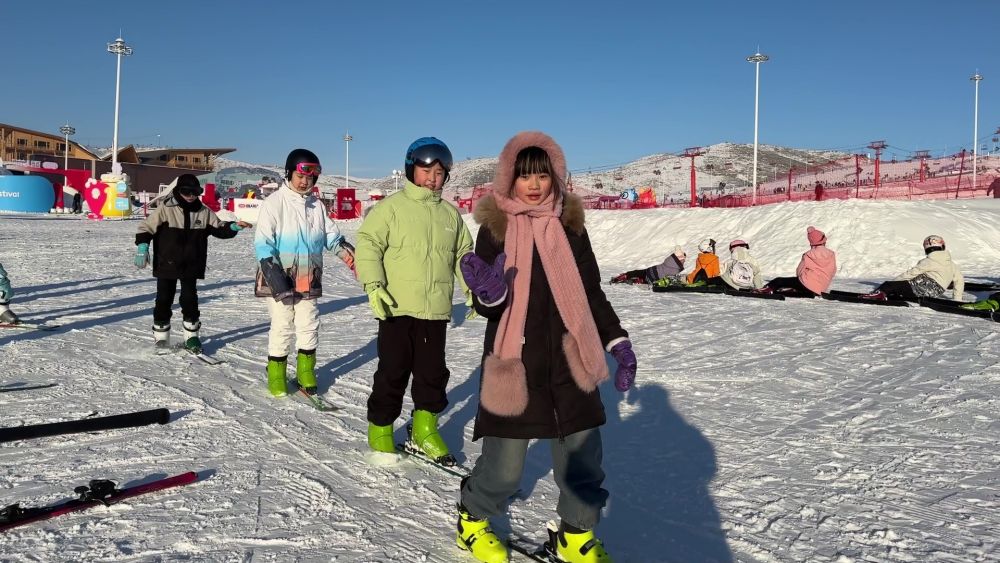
[355,137,473,464]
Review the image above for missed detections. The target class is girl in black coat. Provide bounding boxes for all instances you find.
[454,132,637,563]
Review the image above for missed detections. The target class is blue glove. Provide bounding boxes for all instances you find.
[460,252,507,304]
[230,222,242,232]
[134,243,150,269]
[610,340,637,392]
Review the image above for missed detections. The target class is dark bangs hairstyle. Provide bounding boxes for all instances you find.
[512,146,564,195]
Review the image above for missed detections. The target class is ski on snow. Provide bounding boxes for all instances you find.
[821,290,911,307]
[0,383,58,393]
[0,472,198,532]
[0,322,60,332]
[395,440,473,479]
[155,343,225,365]
[919,298,999,322]
[0,408,171,443]
[294,387,341,412]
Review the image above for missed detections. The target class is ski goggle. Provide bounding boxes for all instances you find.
[178,186,203,196]
[406,143,453,171]
[295,162,322,176]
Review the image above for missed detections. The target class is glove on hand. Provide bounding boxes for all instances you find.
[460,252,507,304]
[367,284,396,320]
[335,241,356,276]
[610,340,637,392]
[134,243,150,269]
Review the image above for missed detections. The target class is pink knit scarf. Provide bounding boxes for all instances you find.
[480,190,609,417]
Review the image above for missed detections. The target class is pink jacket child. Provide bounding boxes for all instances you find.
[762,226,836,296]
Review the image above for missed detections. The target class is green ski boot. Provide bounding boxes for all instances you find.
[551,521,614,563]
[961,298,999,311]
[296,348,317,394]
[457,505,509,563]
[266,356,288,397]
[411,409,454,464]
[368,422,396,453]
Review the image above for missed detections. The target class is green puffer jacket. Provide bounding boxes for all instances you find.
[355,181,473,320]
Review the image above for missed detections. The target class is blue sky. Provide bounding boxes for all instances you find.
[5,1,998,177]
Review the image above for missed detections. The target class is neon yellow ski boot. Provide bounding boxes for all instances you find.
[367,422,395,453]
[266,356,288,397]
[411,409,455,464]
[296,349,317,393]
[457,505,508,563]
[550,521,614,563]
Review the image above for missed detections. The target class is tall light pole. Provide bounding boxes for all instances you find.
[971,73,983,191]
[59,123,75,172]
[747,51,769,206]
[344,131,353,190]
[392,169,402,192]
[107,36,133,176]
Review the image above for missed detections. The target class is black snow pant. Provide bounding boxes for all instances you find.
[877,275,943,301]
[623,267,657,284]
[691,269,726,286]
[153,278,199,326]
[765,276,817,296]
[367,316,450,426]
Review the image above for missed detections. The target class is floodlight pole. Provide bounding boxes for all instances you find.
[971,73,983,191]
[107,36,133,175]
[747,51,769,206]
[344,132,352,190]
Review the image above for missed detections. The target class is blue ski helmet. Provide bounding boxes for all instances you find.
[405,137,453,183]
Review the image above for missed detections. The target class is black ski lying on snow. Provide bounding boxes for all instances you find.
[0,322,60,332]
[0,383,58,393]
[395,441,472,479]
[723,288,786,301]
[0,408,171,443]
[651,285,725,294]
[964,281,1000,292]
[0,472,198,532]
[821,290,911,307]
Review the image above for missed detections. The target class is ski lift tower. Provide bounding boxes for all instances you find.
[682,147,704,207]
[913,150,930,182]
[867,140,887,196]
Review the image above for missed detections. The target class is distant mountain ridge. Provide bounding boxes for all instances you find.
[214,143,849,202]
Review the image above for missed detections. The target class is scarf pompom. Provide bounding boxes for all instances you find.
[480,355,529,416]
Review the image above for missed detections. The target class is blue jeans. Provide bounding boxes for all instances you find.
[460,427,608,530]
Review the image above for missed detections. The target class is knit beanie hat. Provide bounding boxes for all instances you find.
[807,226,827,246]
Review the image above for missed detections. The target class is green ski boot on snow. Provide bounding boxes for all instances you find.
[296,349,317,394]
[411,409,454,464]
[457,505,508,563]
[961,298,999,312]
[266,356,288,397]
[367,422,395,453]
[550,522,614,563]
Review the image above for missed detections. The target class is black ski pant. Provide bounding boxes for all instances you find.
[367,316,450,426]
[691,269,726,286]
[153,278,199,326]
[622,267,657,284]
[765,276,816,296]
[875,280,919,301]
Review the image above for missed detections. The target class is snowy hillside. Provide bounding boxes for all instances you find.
[1,198,998,562]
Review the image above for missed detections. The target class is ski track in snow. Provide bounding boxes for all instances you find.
[1,200,999,562]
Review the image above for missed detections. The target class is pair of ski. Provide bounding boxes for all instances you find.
[0,471,197,532]
[822,290,999,321]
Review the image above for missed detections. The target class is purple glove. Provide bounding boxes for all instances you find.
[460,252,507,304]
[610,340,637,392]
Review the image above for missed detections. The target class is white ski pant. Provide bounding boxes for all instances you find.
[266,297,319,357]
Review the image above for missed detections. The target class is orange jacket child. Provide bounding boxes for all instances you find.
[686,238,721,284]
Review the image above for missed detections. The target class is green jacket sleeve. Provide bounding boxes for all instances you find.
[355,200,391,291]
[454,217,474,295]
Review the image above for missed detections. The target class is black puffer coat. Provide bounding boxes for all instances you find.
[135,190,237,279]
[470,193,628,441]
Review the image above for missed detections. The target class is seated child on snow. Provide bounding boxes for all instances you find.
[761,226,836,296]
[610,246,686,284]
[685,238,721,285]
[862,235,963,301]
[720,239,764,290]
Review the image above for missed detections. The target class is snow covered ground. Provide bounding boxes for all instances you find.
[1,198,999,562]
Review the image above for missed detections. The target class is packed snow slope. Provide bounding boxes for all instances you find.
[0,198,998,563]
